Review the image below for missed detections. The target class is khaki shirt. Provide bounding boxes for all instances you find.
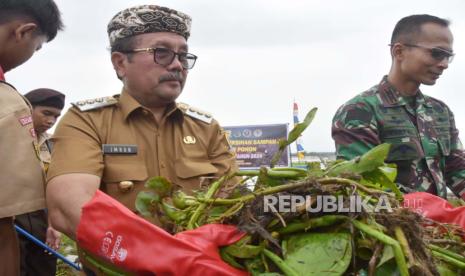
[48,91,237,214]
[0,82,45,218]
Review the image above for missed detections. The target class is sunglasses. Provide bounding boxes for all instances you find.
[123,48,197,70]
[402,43,455,64]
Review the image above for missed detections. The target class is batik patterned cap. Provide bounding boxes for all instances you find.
[107,5,191,46]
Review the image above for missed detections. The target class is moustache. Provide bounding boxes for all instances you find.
[159,72,183,83]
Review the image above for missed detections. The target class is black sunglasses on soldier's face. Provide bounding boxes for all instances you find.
[122,48,198,69]
[402,43,455,64]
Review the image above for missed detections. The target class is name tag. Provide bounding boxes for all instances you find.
[102,144,138,155]
[19,116,33,126]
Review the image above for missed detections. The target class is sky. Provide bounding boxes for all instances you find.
[6,0,465,152]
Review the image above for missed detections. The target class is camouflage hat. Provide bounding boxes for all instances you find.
[107,5,191,46]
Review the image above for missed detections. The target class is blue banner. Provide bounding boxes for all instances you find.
[224,124,289,169]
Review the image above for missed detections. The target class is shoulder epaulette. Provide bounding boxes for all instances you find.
[177,102,213,124]
[72,96,118,111]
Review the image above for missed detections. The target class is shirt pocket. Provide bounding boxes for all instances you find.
[382,127,423,161]
[437,139,450,156]
[174,157,218,192]
[434,123,451,156]
[101,163,148,211]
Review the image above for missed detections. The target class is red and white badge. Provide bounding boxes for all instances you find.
[30,128,36,138]
[19,115,33,126]
[0,65,5,81]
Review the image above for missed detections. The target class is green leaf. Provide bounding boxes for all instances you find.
[326,143,391,176]
[208,206,228,218]
[283,232,352,275]
[379,164,397,182]
[270,108,317,167]
[287,107,318,145]
[244,257,266,275]
[219,248,245,269]
[224,243,264,259]
[144,176,172,197]
[362,168,402,200]
[436,263,463,276]
[172,190,197,209]
[172,190,187,209]
[82,249,128,276]
[161,199,186,223]
[374,259,399,276]
[307,162,324,177]
[377,245,394,268]
[135,191,159,218]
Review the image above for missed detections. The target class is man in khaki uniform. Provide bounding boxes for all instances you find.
[0,1,63,275]
[16,89,65,276]
[49,93,235,212]
[46,5,237,273]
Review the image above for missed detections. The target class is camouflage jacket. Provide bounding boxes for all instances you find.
[332,76,465,200]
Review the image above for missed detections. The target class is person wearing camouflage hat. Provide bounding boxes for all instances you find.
[332,14,465,201]
[46,4,241,275]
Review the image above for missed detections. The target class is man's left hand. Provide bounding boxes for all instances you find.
[46,226,61,250]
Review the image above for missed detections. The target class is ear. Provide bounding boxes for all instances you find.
[390,42,405,61]
[15,23,39,41]
[111,52,128,79]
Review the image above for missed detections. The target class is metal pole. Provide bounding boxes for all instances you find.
[15,224,81,271]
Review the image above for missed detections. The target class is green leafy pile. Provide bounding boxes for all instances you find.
[137,108,465,276]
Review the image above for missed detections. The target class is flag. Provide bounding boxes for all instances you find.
[293,101,305,161]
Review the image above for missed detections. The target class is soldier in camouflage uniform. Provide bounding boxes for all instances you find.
[332,14,465,200]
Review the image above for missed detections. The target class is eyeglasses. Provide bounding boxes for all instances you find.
[402,43,455,64]
[123,48,197,69]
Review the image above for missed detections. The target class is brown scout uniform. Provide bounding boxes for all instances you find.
[0,82,45,218]
[15,132,56,276]
[0,81,45,276]
[47,91,238,217]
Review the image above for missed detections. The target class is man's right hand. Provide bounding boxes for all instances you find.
[77,190,248,276]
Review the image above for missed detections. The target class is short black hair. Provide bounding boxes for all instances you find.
[390,14,450,45]
[0,0,64,41]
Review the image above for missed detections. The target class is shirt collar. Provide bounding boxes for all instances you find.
[378,75,431,108]
[119,90,141,120]
[37,132,51,146]
[119,90,182,121]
